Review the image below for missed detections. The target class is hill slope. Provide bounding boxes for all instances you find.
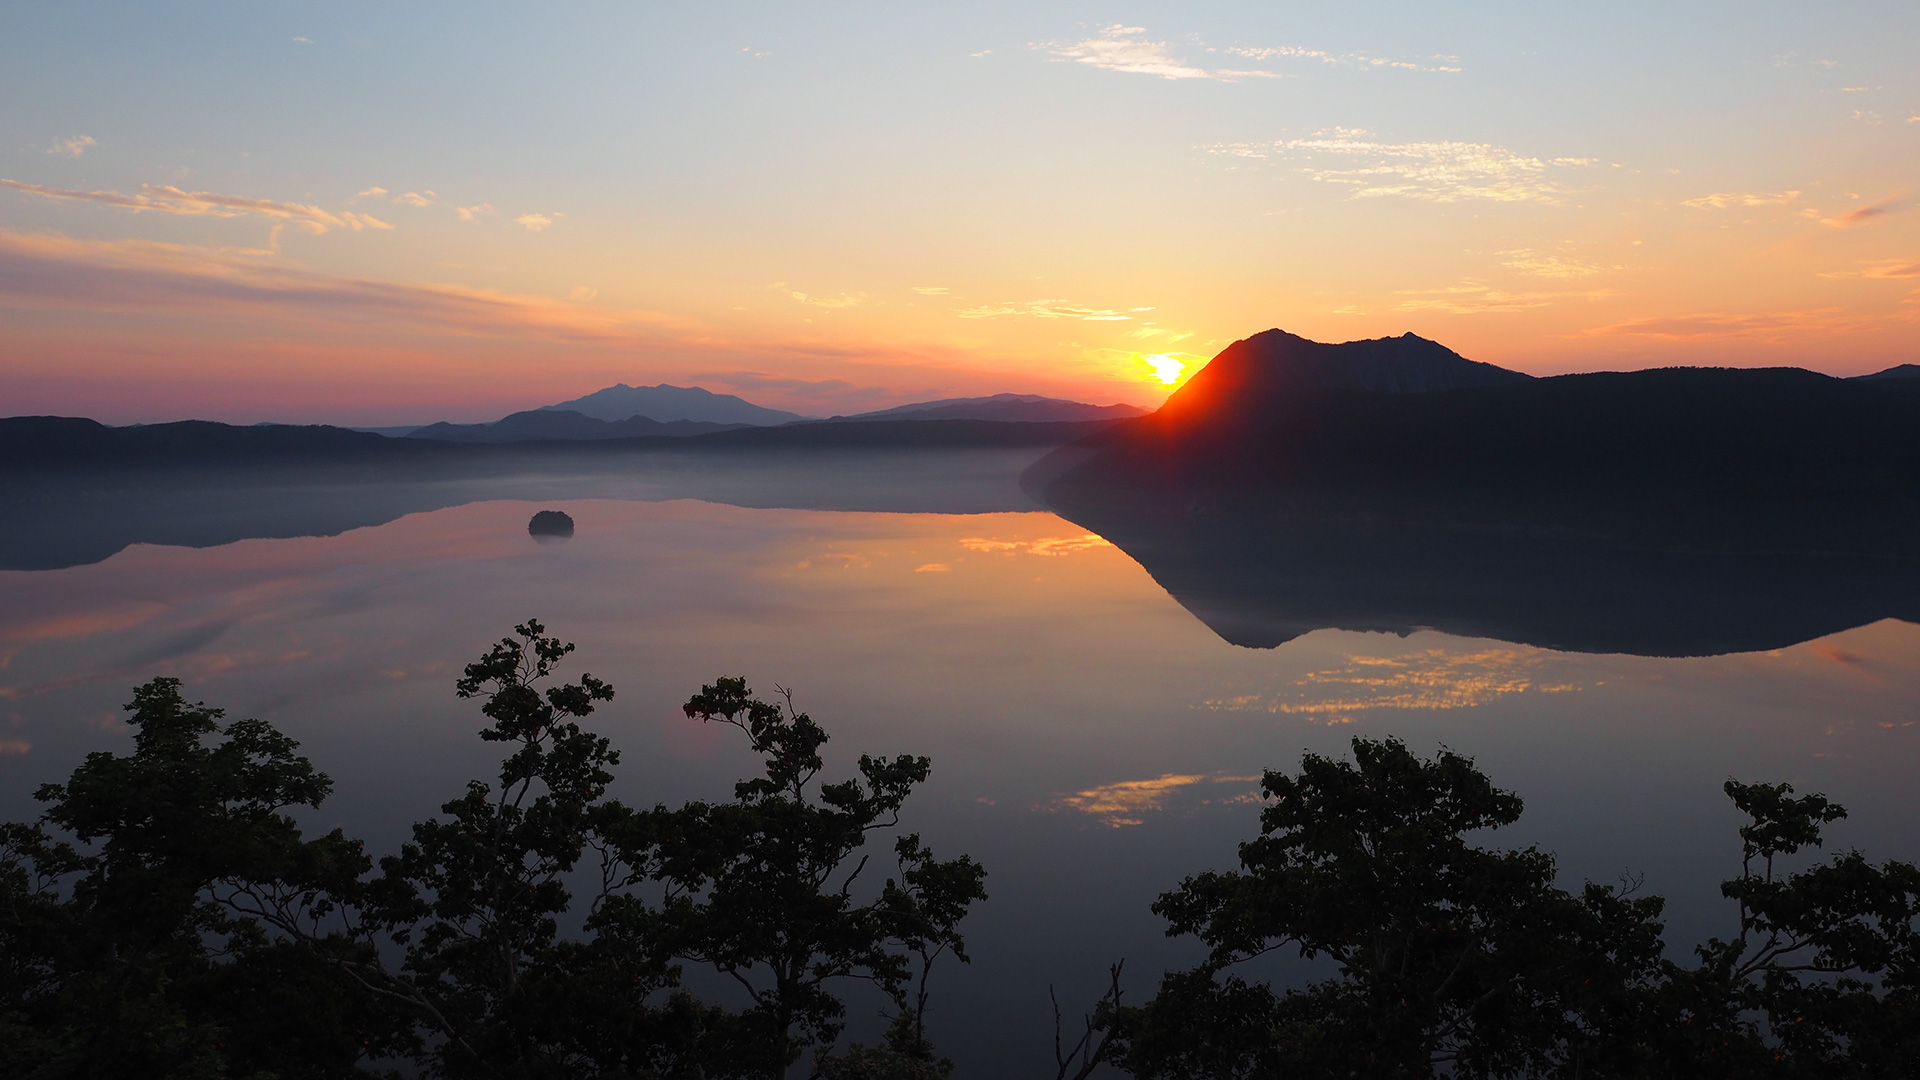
[835,394,1147,423]
[542,384,809,425]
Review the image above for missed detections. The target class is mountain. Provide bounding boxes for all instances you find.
[832,394,1148,424]
[406,409,744,443]
[1854,363,1920,381]
[542,384,810,425]
[1022,329,1920,654]
[1157,329,1532,419]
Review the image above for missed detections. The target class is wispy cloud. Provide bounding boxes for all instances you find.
[47,135,96,157]
[1224,43,1459,73]
[1045,26,1458,81]
[1682,190,1801,209]
[1048,25,1211,79]
[1585,308,1855,341]
[1499,249,1609,277]
[455,203,494,221]
[1822,197,1903,228]
[0,230,681,341]
[911,285,949,295]
[1205,133,1590,203]
[1395,286,1558,313]
[1048,771,1261,827]
[787,289,867,309]
[515,212,554,231]
[1821,259,1920,280]
[1,179,391,233]
[352,186,389,201]
[956,298,1135,320]
[395,190,436,207]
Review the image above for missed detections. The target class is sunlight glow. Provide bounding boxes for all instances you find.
[1144,354,1186,384]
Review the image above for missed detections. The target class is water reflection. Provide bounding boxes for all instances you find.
[1047,505,1920,657]
[1,496,1918,1076]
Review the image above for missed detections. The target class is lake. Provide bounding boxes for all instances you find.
[3,450,1917,1076]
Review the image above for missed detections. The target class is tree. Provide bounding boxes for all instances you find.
[614,678,988,1078]
[361,619,715,1078]
[0,676,395,1079]
[1107,737,1671,1079]
[1655,780,1920,1076]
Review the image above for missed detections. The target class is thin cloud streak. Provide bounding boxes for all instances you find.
[1683,191,1802,209]
[1205,134,1590,203]
[1046,26,1458,81]
[1823,197,1904,228]
[1,179,391,233]
[0,230,680,341]
[956,298,1134,320]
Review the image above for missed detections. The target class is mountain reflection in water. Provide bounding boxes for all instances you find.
[1049,505,1920,658]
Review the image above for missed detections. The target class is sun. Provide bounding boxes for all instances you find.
[1143,354,1186,385]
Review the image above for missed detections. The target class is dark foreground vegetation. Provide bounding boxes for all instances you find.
[3,623,1917,1078]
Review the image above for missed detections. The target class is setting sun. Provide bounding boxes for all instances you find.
[1144,354,1186,385]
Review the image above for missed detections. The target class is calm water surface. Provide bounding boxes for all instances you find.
[3,480,1918,1075]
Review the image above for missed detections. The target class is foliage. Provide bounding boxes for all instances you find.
[6,633,1916,1078]
[1105,738,1920,1079]
[617,678,987,1078]
[0,622,982,1079]
[0,677,396,1079]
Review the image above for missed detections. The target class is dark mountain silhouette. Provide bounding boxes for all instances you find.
[407,410,744,443]
[1157,329,1532,414]
[0,416,454,470]
[1024,329,1920,656]
[1854,363,1920,381]
[830,393,1148,424]
[542,383,809,425]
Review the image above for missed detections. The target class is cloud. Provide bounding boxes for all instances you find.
[0,741,29,756]
[1224,44,1460,73]
[515,212,554,231]
[353,186,389,200]
[1585,308,1853,341]
[787,289,867,309]
[1821,259,1920,280]
[0,230,682,342]
[1822,197,1903,228]
[1046,27,1458,82]
[455,203,494,221]
[1,179,392,234]
[1500,249,1608,277]
[1049,771,1261,827]
[1205,135,1589,203]
[956,298,1134,320]
[911,285,949,295]
[1394,281,1610,313]
[47,135,97,157]
[1682,190,1801,209]
[1049,25,1211,79]
[395,190,436,207]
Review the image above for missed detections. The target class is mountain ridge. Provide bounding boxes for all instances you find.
[541,383,810,425]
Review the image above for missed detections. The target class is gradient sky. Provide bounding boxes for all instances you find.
[3,1,1917,423]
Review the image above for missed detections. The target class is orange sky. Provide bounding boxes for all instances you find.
[2,6,1916,423]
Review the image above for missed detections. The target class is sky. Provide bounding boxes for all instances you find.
[3,1,1917,424]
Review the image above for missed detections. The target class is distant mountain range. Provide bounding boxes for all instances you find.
[407,410,745,443]
[541,384,810,425]
[830,394,1148,424]
[390,386,1147,442]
